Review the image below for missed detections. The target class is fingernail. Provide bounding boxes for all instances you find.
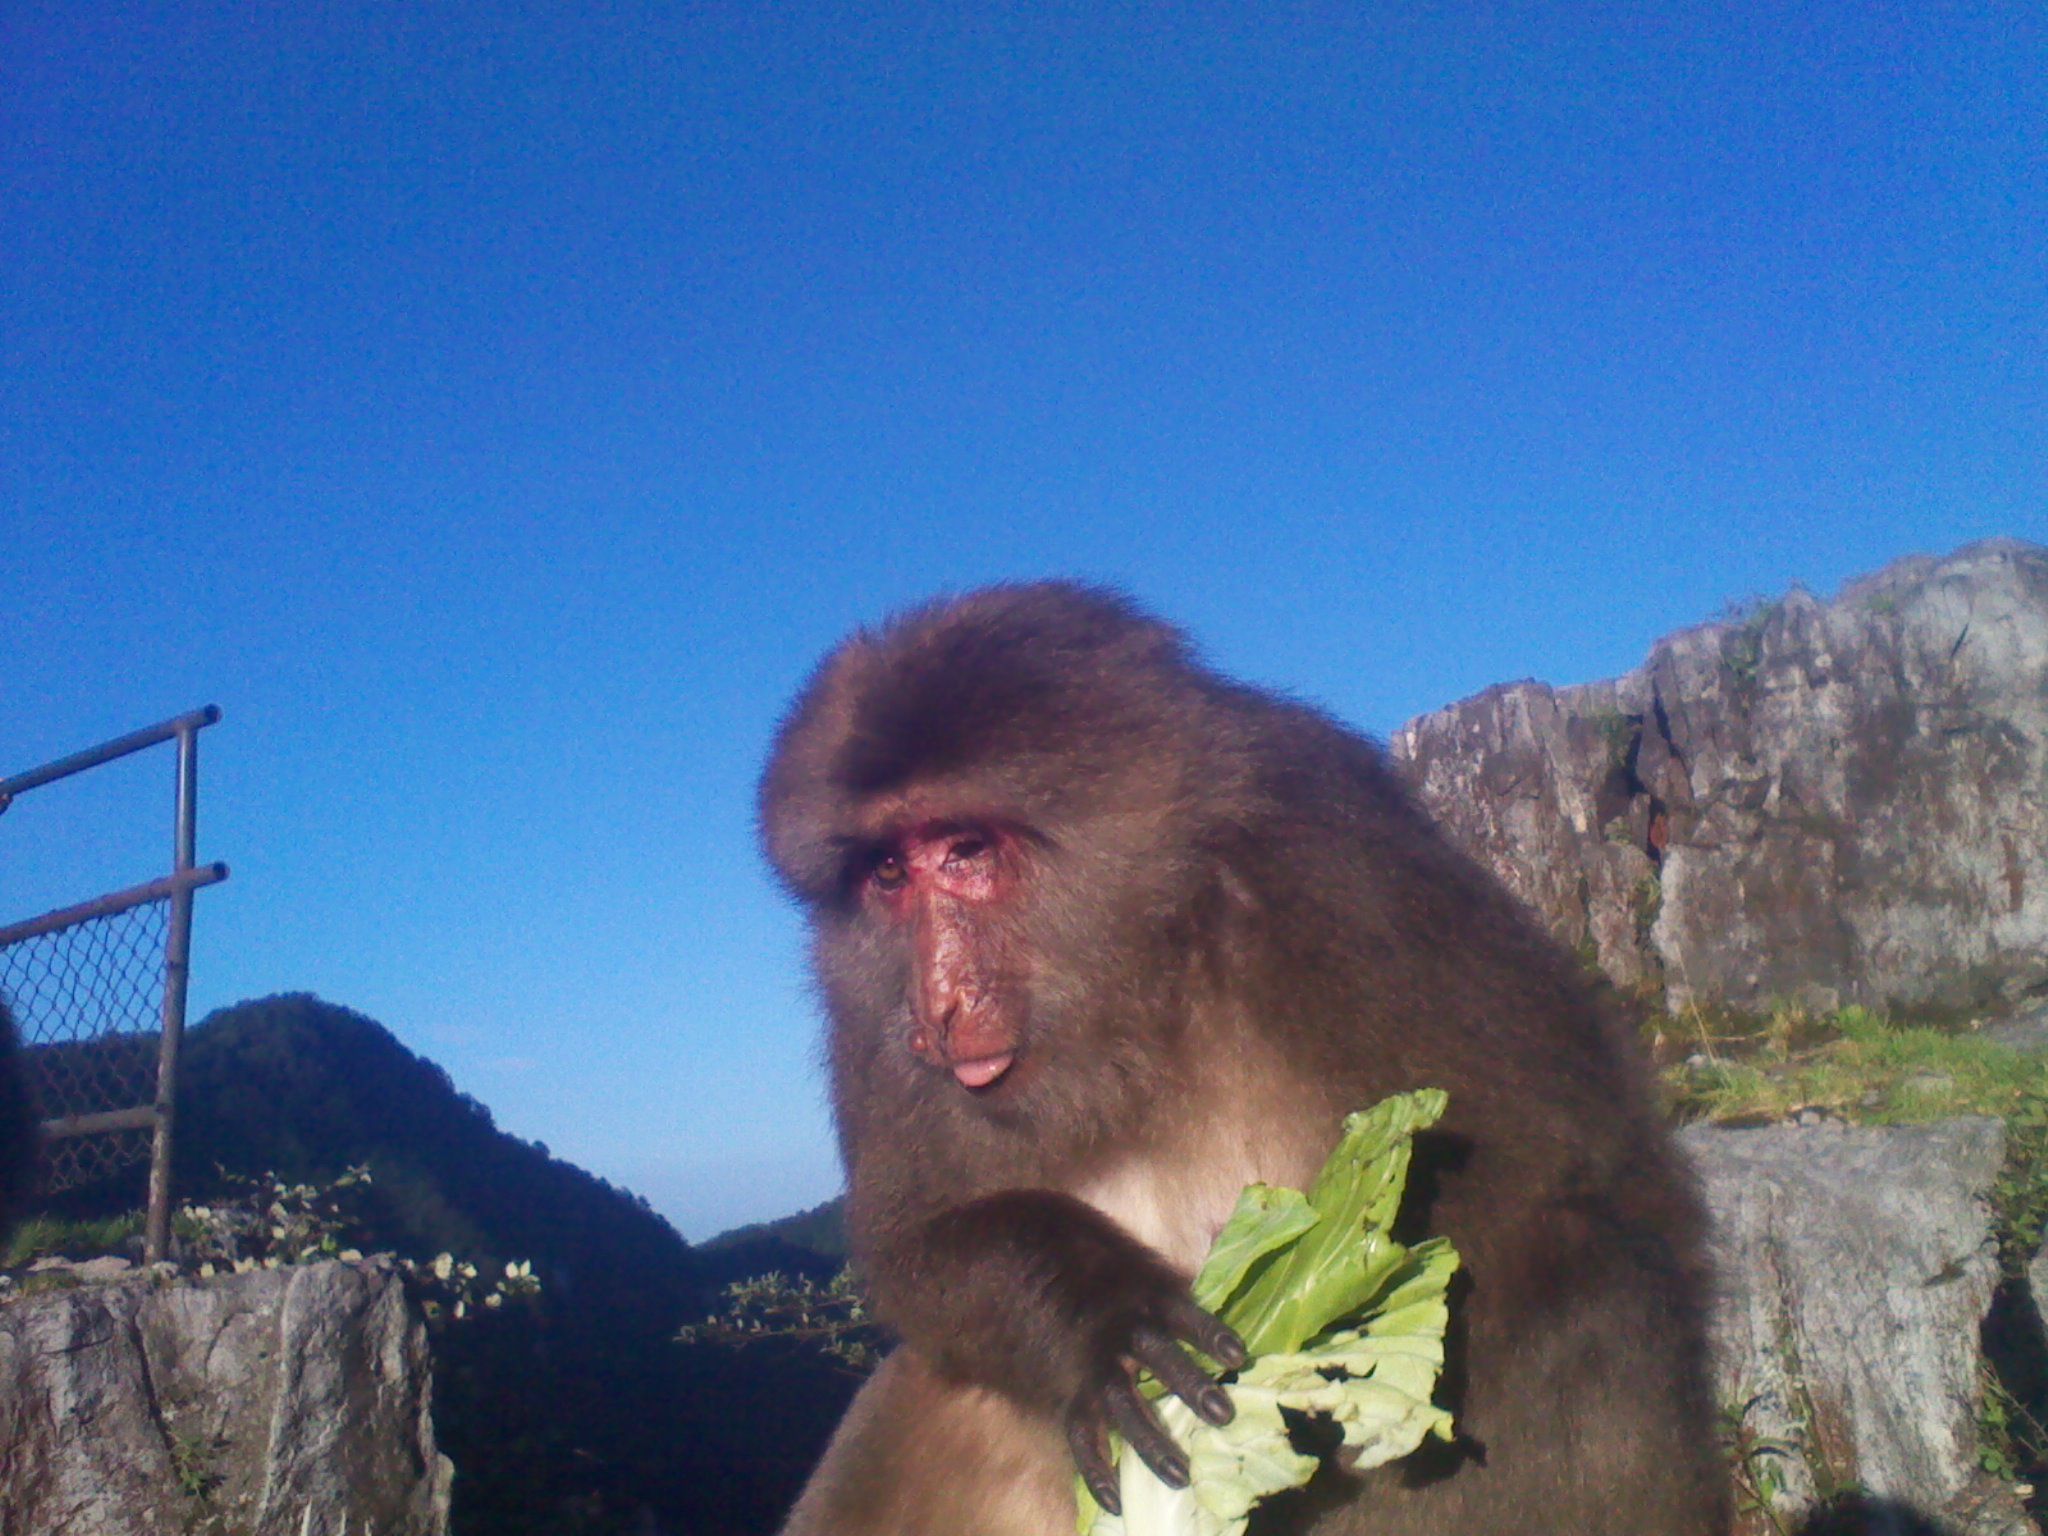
[1162,1457,1189,1488]
[1094,1480,1121,1517]
[1200,1386,1233,1425]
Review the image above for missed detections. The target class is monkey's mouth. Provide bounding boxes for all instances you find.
[950,1052,1016,1090]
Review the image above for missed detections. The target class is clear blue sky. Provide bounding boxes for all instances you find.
[3,3,2040,1238]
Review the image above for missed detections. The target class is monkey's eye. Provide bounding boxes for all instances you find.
[944,837,989,865]
[869,854,909,892]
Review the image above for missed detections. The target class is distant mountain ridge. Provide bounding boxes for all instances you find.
[701,1196,846,1287]
[704,1196,845,1254]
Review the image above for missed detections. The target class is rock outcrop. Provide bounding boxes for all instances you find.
[1393,538,2048,1018]
[0,1258,450,1536]
[1682,1119,2032,1535]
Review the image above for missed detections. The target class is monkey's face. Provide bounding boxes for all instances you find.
[809,799,1182,1137]
[876,821,1034,1085]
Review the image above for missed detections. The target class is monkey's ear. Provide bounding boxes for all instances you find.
[758,629,882,901]
[757,760,859,906]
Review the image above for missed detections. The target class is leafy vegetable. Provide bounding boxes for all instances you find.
[1077,1090,1460,1536]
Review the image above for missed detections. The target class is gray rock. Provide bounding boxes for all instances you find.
[1951,1484,2045,1536]
[1986,1000,2048,1054]
[1680,1118,2009,1528]
[0,1259,451,1536]
[1394,539,2048,1017]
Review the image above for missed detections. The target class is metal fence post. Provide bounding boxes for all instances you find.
[145,719,204,1263]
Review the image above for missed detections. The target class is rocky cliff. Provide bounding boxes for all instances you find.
[1393,538,2048,1018]
[0,1259,449,1536]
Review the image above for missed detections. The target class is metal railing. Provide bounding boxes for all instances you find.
[0,706,229,1260]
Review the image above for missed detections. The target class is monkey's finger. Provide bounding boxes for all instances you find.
[1103,1376,1190,1490]
[1129,1323,1235,1427]
[1159,1295,1248,1371]
[1065,1405,1122,1517]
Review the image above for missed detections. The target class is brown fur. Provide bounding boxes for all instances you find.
[760,583,1727,1535]
[0,1001,39,1235]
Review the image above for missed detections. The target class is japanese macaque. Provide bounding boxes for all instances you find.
[758,583,1726,1535]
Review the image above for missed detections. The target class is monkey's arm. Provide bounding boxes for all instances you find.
[860,1187,1245,1515]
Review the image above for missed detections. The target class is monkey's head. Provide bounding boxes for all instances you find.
[760,583,1254,1137]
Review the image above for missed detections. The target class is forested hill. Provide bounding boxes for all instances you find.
[152,993,852,1535]
[170,993,696,1326]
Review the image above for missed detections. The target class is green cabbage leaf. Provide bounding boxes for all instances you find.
[1076,1090,1459,1536]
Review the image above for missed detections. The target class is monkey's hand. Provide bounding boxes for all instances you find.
[907,1191,1247,1517]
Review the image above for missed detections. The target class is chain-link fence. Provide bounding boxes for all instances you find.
[0,706,227,1256]
[1,895,170,1191]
